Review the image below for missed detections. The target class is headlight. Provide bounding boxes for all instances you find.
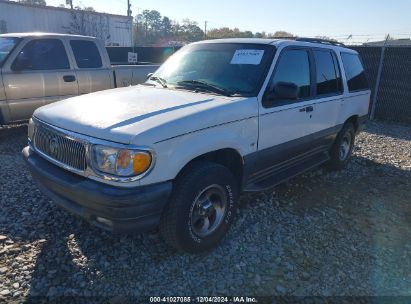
[28,118,35,142]
[91,145,152,177]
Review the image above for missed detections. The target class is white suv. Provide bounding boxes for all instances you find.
[23,38,370,252]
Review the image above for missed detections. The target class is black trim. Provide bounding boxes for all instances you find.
[113,70,118,88]
[22,147,172,232]
[0,108,4,125]
[243,124,342,191]
[295,38,346,47]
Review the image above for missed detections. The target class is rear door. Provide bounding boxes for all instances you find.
[3,38,78,121]
[68,39,112,94]
[309,48,344,140]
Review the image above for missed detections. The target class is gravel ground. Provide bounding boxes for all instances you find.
[1,121,411,301]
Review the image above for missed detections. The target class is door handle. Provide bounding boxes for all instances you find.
[299,106,314,113]
[63,75,76,82]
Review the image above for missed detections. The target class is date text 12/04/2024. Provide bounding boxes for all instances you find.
[149,296,258,303]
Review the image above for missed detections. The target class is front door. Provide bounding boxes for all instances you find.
[3,38,78,121]
[256,48,317,176]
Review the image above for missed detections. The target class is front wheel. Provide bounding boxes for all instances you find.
[159,161,239,253]
[327,122,355,170]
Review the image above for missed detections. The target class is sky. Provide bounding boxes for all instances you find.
[46,0,411,43]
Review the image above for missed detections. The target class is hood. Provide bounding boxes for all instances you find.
[34,85,257,145]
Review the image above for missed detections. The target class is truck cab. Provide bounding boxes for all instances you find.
[0,33,158,124]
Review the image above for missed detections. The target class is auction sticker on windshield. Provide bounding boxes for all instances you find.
[230,49,264,65]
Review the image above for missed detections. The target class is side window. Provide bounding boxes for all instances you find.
[70,40,102,68]
[341,53,369,92]
[12,39,69,71]
[313,50,342,96]
[271,49,311,101]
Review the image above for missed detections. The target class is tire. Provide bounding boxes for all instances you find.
[159,161,239,253]
[327,122,355,170]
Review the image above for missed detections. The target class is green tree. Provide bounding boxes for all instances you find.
[178,19,204,42]
[135,10,163,45]
[254,32,267,38]
[207,27,253,39]
[161,16,173,38]
[272,31,295,38]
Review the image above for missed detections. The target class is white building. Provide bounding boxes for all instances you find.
[0,0,133,46]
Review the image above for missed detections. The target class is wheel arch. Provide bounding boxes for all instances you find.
[175,148,245,189]
[345,115,359,132]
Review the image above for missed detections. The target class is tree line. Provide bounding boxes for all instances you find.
[134,10,295,46]
[15,2,299,46]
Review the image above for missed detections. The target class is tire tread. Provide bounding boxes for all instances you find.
[159,161,234,252]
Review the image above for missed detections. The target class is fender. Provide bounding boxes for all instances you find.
[139,116,259,186]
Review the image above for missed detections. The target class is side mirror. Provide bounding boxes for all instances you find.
[265,82,299,102]
[146,72,153,80]
[12,56,31,71]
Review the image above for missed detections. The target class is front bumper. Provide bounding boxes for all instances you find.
[22,146,172,232]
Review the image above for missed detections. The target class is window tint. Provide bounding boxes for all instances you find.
[153,43,276,96]
[271,49,311,100]
[70,40,102,68]
[341,53,369,92]
[313,50,342,95]
[0,37,21,66]
[12,39,69,71]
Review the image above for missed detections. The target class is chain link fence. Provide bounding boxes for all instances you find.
[353,46,411,124]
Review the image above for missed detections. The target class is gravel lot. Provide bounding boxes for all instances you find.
[1,121,411,301]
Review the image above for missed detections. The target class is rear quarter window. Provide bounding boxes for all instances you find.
[70,40,102,69]
[340,52,369,92]
[313,49,343,96]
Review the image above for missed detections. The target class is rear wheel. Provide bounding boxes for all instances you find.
[327,122,355,170]
[159,161,239,253]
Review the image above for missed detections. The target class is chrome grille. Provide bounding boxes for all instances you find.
[33,124,87,171]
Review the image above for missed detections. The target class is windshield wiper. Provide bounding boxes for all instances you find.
[149,76,168,88]
[177,80,232,97]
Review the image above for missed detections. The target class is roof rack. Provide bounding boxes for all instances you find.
[295,38,346,47]
[273,36,346,47]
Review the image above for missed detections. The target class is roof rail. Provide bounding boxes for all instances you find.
[295,37,346,47]
[271,36,345,47]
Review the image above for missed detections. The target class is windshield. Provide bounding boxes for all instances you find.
[0,37,20,66]
[148,43,275,96]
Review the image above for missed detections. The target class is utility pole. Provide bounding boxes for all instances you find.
[127,0,132,16]
[127,0,134,49]
[204,21,207,40]
[66,0,73,9]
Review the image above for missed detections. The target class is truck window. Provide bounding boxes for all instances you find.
[340,53,369,92]
[0,37,21,67]
[151,43,275,96]
[70,40,102,69]
[271,49,311,99]
[313,50,342,96]
[12,39,70,71]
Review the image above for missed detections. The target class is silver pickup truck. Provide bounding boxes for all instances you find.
[0,32,159,124]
